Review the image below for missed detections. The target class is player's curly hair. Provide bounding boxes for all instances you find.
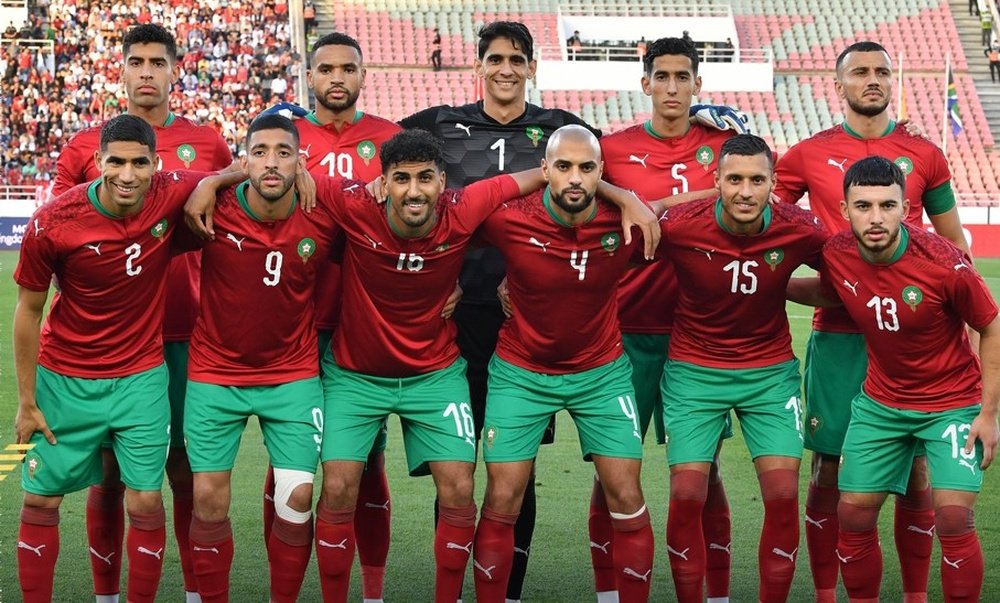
[100,114,157,155]
[381,129,446,173]
[835,41,890,75]
[246,114,300,148]
[478,21,534,61]
[842,155,905,197]
[123,24,178,62]
[643,37,700,76]
[312,32,363,62]
[719,134,774,170]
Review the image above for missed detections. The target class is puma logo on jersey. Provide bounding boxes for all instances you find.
[666,545,689,560]
[772,547,797,562]
[473,560,496,579]
[943,556,964,569]
[33,219,43,235]
[445,541,473,553]
[137,546,163,560]
[363,234,382,249]
[590,540,611,555]
[907,525,935,537]
[954,261,970,271]
[959,459,978,475]
[85,243,103,255]
[805,515,828,529]
[89,547,115,565]
[454,123,473,136]
[514,546,530,557]
[343,183,360,193]
[623,567,652,582]
[628,153,649,168]
[835,549,853,563]
[842,280,859,296]
[18,541,46,556]
[694,247,715,261]
[318,538,349,549]
[709,542,732,554]
[172,171,181,181]
[364,500,390,511]
[193,546,220,554]
[528,237,550,251]
[299,144,312,159]
[226,233,245,251]
[827,158,848,172]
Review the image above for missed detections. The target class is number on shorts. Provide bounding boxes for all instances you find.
[444,402,475,440]
[785,396,803,439]
[311,407,324,451]
[618,395,639,433]
[942,422,976,460]
[263,250,284,287]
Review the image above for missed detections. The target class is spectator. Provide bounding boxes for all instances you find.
[431,27,441,71]
[987,43,1000,83]
[303,1,316,34]
[722,37,735,62]
[682,30,694,46]
[636,36,646,59]
[971,0,981,16]
[567,29,582,61]
[984,10,994,46]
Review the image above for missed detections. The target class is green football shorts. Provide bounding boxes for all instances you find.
[840,392,984,495]
[662,359,804,465]
[164,341,189,449]
[803,331,867,455]
[184,377,323,473]
[22,364,170,495]
[319,330,387,457]
[482,354,643,463]
[321,351,475,476]
[622,333,668,445]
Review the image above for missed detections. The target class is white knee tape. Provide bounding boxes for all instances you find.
[272,468,314,524]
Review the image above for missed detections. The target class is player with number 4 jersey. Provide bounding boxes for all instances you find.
[658,135,828,603]
[793,156,999,603]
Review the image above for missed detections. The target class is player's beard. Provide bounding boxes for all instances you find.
[396,195,435,229]
[252,170,295,201]
[552,186,596,214]
[846,91,889,118]
[855,223,901,257]
[315,86,361,113]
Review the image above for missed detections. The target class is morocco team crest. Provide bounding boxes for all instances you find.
[26,453,40,480]
[525,126,544,147]
[177,144,196,168]
[150,219,168,240]
[696,145,714,167]
[601,232,621,254]
[486,425,498,449]
[894,156,914,175]
[902,285,923,311]
[297,238,317,263]
[357,140,376,166]
[764,248,784,271]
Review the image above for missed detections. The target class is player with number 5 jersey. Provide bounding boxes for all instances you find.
[798,156,999,602]
[656,135,828,603]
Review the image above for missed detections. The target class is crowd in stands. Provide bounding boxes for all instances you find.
[1,0,298,187]
[566,30,735,62]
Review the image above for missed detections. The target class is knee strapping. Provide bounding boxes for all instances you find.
[273,468,314,524]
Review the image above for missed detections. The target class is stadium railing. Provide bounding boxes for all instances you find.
[541,44,767,63]
[557,1,732,18]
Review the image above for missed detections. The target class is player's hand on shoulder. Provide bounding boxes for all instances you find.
[442,282,463,319]
[965,408,999,469]
[899,120,930,140]
[296,159,316,213]
[260,102,309,120]
[15,403,56,446]
[367,176,384,202]
[690,104,752,135]
[497,277,512,318]
[618,191,660,260]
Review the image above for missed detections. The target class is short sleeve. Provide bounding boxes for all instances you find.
[212,135,234,170]
[948,261,999,330]
[773,145,808,204]
[14,217,58,291]
[454,174,521,231]
[52,140,88,197]
[314,175,350,223]
[398,106,442,132]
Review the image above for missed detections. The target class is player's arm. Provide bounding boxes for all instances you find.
[183,166,245,239]
[965,315,1000,468]
[927,207,971,257]
[595,180,660,259]
[772,148,807,204]
[786,276,841,308]
[13,287,56,445]
[52,142,86,197]
[648,188,719,215]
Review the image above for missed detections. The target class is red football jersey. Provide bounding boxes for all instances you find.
[821,227,997,411]
[479,189,640,374]
[601,121,734,334]
[53,113,232,342]
[774,121,953,334]
[297,111,401,332]
[327,174,521,376]
[15,170,206,378]
[187,182,340,386]
[662,198,829,368]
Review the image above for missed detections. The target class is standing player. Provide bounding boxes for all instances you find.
[774,41,971,603]
[800,156,998,601]
[179,115,336,603]
[659,135,828,603]
[399,23,601,599]
[472,125,655,603]
[14,115,212,603]
[594,37,740,603]
[262,32,401,602]
[52,23,232,603]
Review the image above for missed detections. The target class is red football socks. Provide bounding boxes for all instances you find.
[472,506,518,603]
[87,484,125,596]
[126,508,167,603]
[18,506,59,603]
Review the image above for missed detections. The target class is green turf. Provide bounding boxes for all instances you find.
[0,251,997,601]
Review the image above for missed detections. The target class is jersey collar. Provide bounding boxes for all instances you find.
[859,224,910,265]
[714,198,771,234]
[236,180,297,221]
[87,179,123,219]
[126,111,175,128]
[643,119,691,140]
[305,110,364,127]
[842,119,896,139]
[543,185,597,227]
[384,197,437,239]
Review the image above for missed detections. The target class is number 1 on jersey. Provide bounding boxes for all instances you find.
[490,138,506,171]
